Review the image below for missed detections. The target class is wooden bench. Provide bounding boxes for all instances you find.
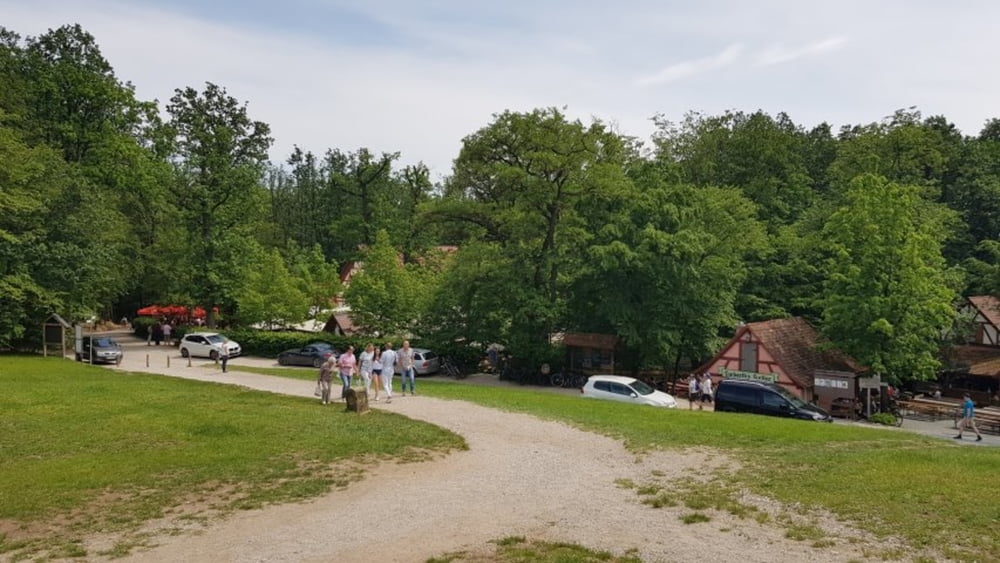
[897,398,959,421]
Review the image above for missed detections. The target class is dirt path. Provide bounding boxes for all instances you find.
[85,337,883,562]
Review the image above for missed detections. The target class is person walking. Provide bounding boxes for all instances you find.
[317,355,335,405]
[162,321,173,346]
[337,345,357,400]
[380,342,397,404]
[955,393,984,441]
[219,344,230,373]
[687,373,700,410]
[699,373,713,411]
[359,343,375,397]
[370,347,383,402]
[398,340,416,396]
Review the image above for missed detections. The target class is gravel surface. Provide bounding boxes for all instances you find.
[77,336,900,561]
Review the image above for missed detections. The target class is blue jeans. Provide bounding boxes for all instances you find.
[401,367,415,393]
[340,373,352,397]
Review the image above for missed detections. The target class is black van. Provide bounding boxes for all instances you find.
[714,380,832,422]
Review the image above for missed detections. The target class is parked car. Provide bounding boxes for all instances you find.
[581,375,677,408]
[75,335,123,365]
[179,332,241,360]
[395,348,441,376]
[277,342,337,367]
[714,380,832,422]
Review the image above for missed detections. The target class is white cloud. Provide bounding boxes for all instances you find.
[756,37,848,66]
[3,0,1000,178]
[635,44,745,86]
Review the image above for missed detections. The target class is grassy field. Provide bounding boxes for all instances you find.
[234,366,1000,561]
[0,356,465,559]
[4,358,1000,561]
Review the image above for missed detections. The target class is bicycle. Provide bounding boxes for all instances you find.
[440,356,466,379]
[550,368,587,388]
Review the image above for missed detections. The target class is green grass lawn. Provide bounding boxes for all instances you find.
[4,358,999,562]
[240,367,1000,561]
[0,356,465,559]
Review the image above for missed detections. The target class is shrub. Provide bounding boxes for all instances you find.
[868,412,898,426]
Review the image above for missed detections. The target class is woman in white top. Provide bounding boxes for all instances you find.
[359,343,375,397]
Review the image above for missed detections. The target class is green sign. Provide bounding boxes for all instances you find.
[719,367,778,383]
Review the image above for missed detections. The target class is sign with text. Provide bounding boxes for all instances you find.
[719,367,778,383]
[858,376,882,389]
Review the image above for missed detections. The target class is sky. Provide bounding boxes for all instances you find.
[4,0,1000,179]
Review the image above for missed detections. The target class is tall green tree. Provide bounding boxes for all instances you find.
[344,230,419,336]
[440,108,631,357]
[165,82,272,326]
[821,174,957,381]
[572,160,767,374]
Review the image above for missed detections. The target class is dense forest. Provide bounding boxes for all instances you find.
[2,25,998,383]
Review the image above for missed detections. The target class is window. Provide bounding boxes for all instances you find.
[740,341,757,372]
[594,381,612,392]
[761,391,787,409]
[610,383,632,396]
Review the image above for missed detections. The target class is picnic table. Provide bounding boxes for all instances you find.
[897,397,961,421]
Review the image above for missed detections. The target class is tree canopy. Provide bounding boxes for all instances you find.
[2,23,997,385]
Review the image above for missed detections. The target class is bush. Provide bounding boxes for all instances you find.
[223,329,365,357]
[868,412,898,426]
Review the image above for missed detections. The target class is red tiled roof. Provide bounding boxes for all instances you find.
[746,317,864,390]
[968,295,1000,329]
[943,345,1000,377]
[563,332,620,350]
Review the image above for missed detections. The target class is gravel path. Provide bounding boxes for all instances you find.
[88,337,883,562]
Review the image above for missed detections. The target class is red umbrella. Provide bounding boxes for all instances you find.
[136,305,160,316]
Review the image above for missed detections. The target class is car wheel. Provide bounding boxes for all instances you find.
[210,350,219,361]
[278,356,286,366]
[313,358,322,368]
[180,348,189,358]
[75,353,82,362]
[115,356,123,366]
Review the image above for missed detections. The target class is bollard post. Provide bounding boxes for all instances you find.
[167,356,170,368]
[188,356,192,367]
[145,354,149,368]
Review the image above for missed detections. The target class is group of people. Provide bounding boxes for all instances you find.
[316,340,418,405]
[687,372,714,410]
[147,320,174,346]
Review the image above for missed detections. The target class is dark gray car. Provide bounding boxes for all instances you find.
[76,335,123,365]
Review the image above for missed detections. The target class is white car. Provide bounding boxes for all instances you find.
[581,375,677,408]
[179,332,241,360]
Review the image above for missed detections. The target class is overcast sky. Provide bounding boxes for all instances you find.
[4,0,1000,178]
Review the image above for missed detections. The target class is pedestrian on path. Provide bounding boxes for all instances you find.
[687,373,699,411]
[398,340,416,396]
[371,347,383,402]
[380,342,397,403]
[317,356,335,405]
[337,345,357,400]
[359,343,375,397]
[955,393,983,441]
[699,372,713,410]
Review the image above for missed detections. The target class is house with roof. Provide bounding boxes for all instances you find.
[963,295,1000,347]
[696,317,865,407]
[941,296,1000,400]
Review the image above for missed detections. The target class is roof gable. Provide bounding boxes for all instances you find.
[968,295,1000,329]
[746,317,864,389]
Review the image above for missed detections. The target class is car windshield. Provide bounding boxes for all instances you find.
[91,338,115,347]
[206,335,226,344]
[629,379,655,395]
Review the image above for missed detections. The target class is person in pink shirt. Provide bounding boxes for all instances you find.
[337,345,357,400]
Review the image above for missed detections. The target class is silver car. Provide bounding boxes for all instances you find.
[395,348,440,376]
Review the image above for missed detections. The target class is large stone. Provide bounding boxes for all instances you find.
[345,388,369,414]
